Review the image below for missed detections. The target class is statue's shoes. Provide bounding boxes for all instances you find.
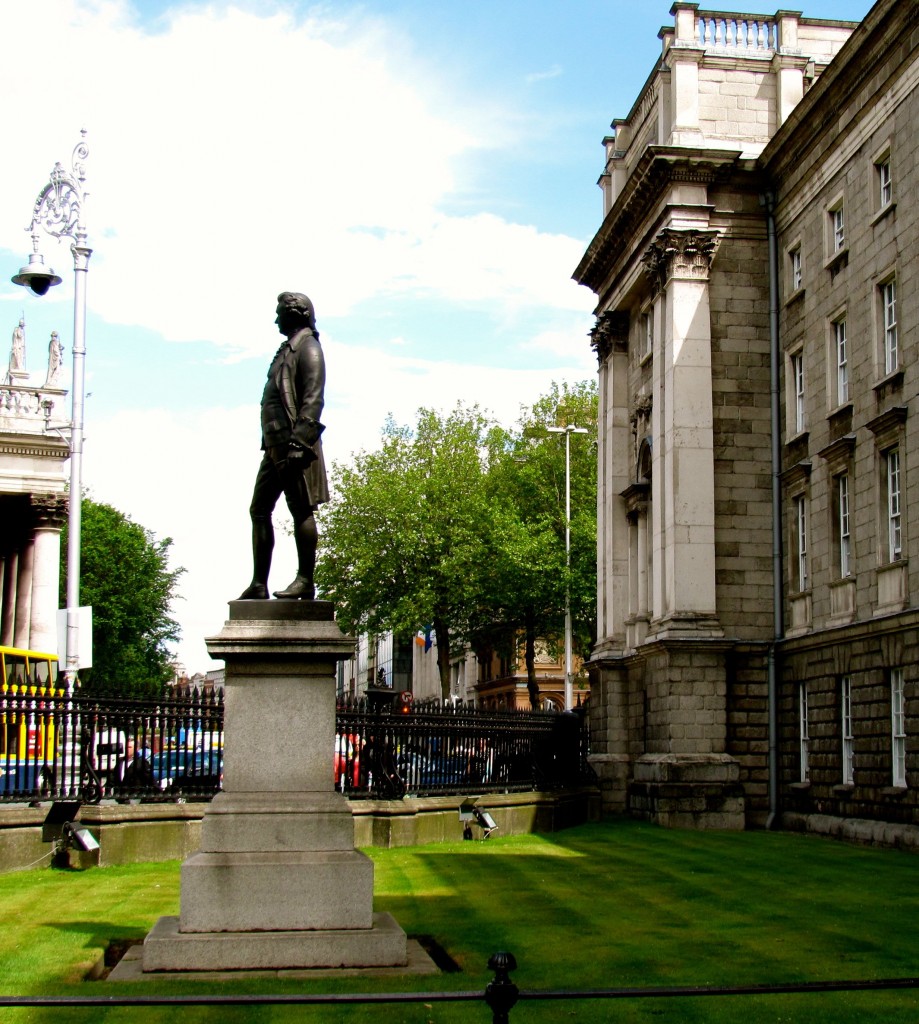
[273,575,316,600]
[237,582,269,600]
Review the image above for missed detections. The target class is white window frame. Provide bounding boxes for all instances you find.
[790,246,802,292]
[799,683,809,783]
[795,494,808,592]
[887,447,902,561]
[831,204,845,253]
[841,675,854,785]
[838,473,851,578]
[792,352,805,433]
[882,278,897,375]
[641,309,653,360]
[891,668,906,787]
[834,318,848,406]
[879,158,892,208]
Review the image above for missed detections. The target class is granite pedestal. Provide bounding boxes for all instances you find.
[142,600,408,972]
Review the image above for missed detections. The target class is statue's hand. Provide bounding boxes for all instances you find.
[287,443,316,466]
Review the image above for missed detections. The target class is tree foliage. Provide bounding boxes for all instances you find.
[316,383,597,703]
[488,381,598,705]
[317,405,503,697]
[60,496,184,694]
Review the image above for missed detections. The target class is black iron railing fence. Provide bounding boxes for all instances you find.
[0,686,590,803]
[0,952,916,1021]
[0,684,224,803]
[335,698,589,799]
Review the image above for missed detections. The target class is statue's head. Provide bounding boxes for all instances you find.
[276,291,316,329]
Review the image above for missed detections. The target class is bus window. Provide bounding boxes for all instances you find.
[0,647,59,693]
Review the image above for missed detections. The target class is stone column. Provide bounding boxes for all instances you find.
[13,544,33,650]
[143,600,408,972]
[29,496,67,657]
[0,553,15,647]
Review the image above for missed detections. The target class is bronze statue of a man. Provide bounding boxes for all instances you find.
[238,292,329,601]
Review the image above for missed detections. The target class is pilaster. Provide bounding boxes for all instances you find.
[643,228,722,638]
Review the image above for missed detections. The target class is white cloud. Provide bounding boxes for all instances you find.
[526,64,563,84]
[0,0,588,360]
[0,0,602,675]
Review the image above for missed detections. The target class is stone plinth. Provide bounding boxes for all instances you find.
[629,753,745,829]
[142,599,408,972]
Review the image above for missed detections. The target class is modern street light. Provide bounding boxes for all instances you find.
[547,422,588,710]
[11,131,91,691]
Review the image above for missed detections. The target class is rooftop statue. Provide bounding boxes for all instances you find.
[44,331,64,388]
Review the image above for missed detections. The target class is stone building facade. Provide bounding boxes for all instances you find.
[0,320,70,656]
[762,0,919,837]
[575,2,916,834]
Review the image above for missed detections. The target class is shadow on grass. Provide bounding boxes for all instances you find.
[6,821,919,1023]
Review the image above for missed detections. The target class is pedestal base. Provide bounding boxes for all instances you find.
[137,600,409,974]
[180,849,375,932]
[143,912,408,972]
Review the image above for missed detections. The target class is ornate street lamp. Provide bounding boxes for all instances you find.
[547,423,588,710]
[11,131,91,690]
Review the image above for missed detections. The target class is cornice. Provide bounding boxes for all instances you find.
[573,147,742,296]
[0,439,69,459]
[759,0,915,182]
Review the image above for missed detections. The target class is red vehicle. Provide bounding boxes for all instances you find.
[334,733,361,790]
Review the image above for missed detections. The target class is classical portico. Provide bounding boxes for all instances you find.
[0,320,70,656]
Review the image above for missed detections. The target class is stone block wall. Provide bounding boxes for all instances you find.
[725,644,770,825]
[698,68,776,145]
[709,218,774,642]
[780,612,919,827]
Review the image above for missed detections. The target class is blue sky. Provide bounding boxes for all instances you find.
[1,0,872,672]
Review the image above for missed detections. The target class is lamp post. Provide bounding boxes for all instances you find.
[11,131,91,691]
[547,422,588,710]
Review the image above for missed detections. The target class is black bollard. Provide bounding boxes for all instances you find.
[485,951,519,1023]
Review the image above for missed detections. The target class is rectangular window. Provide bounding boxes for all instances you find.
[642,311,653,358]
[838,473,852,578]
[891,668,906,787]
[878,158,892,209]
[795,494,808,591]
[841,675,854,785]
[887,448,902,561]
[882,278,897,374]
[792,352,805,433]
[834,319,848,405]
[831,205,845,252]
[790,247,802,292]
[799,684,809,783]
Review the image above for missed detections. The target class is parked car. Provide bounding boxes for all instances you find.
[396,751,465,790]
[150,749,222,790]
[91,727,126,787]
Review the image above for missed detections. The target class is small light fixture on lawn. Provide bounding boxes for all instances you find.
[63,821,100,852]
[459,799,498,840]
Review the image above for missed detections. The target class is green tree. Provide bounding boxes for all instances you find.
[316,404,502,698]
[59,496,184,694]
[484,381,598,708]
[316,384,597,707]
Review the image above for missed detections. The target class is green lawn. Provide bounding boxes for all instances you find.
[0,819,917,1023]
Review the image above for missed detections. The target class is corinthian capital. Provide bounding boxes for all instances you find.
[30,493,68,529]
[641,228,719,290]
[589,310,629,365]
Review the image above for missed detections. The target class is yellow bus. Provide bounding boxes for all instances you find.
[0,646,61,774]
